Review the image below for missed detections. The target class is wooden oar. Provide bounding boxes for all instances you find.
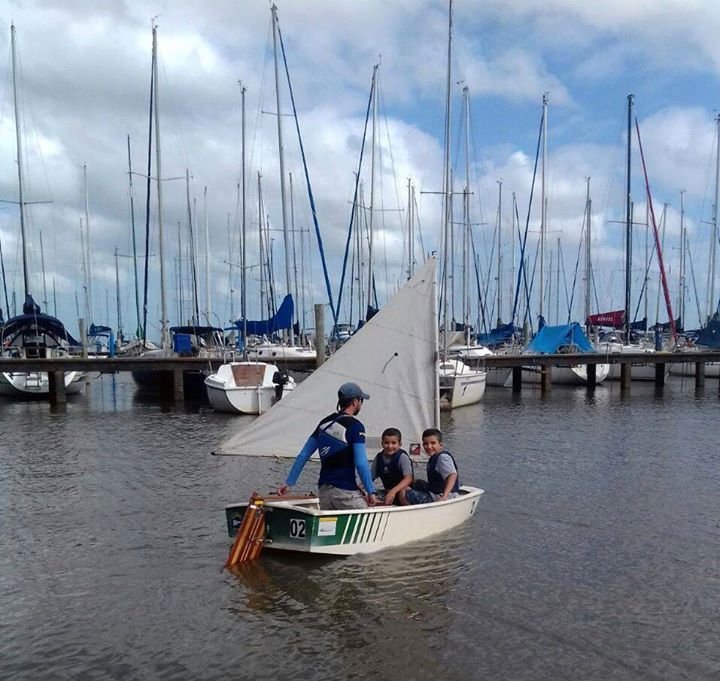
[224,492,316,568]
[225,497,267,568]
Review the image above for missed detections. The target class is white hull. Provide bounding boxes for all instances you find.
[0,370,85,396]
[486,363,609,387]
[245,343,316,365]
[597,343,664,381]
[205,361,295,414]
[225,486,484,555]
[668,362,720,377]
[438,359,486,408]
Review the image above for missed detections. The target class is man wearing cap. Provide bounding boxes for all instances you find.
[278,382,378,509]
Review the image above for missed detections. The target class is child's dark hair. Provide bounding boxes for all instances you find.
[422,427,442,441]
[382,427,402,440]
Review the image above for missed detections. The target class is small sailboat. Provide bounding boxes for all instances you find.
[218,257,484,556]
[205,361,295,414]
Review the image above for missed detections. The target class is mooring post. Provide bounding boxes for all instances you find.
[512,366,522,393]
[654,362,665,387]
[173,367,184,401]
[541,364,552,393]
[695,361,705,388]
[48,370,66,404]
[620,363,631,390]
[586,362,597,389]
[314,304,325,368]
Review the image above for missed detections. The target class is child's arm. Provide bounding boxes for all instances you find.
[385,473,413,505]
[435,472,457,502]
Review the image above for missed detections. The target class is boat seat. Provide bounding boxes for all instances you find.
[231,364,265,387]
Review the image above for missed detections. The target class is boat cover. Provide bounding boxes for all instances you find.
[525,322,595,354]
[477,322,515,347]
[695,319,720,348]
[234,295,294,336]
[1,298,80,347]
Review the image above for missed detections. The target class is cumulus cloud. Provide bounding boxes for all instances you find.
[0,0,717,332]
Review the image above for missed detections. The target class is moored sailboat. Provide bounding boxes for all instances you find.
[0,25,85,397]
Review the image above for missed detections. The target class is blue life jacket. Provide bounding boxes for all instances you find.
[427,450,460,495]
[374,449,411,491]
[316,413,362,491]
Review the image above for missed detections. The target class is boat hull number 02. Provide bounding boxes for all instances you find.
[289,519,306,539]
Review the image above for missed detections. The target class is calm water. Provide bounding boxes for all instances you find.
[1,374,719,680]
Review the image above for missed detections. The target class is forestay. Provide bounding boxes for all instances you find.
[216,257,438,458]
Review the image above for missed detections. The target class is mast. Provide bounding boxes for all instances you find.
[257,172,266,318]
[539,92,548,320]
[204,185,211,326]
[115,246,122,338]
[462,85,471,341]
[152,22,170,349]
[10,24,30,301]
[679,190,686,328]
[240,82,247,352]
[496,180,503,326]
[441,0,453,358]
[584,177,592,330]
[624,93,634,341]
[290,172,301,334]
[127,135,141,338]
[83,164,94,323]
[271,4,295,345]
[407,178,414,279]
[709,113,720,323]
[39,230,48,310]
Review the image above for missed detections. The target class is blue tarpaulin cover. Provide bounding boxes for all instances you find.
[525,322,595,354]
[477,322,515,348]
[234,294,294,336]
[695,319,720,348]
[1,295,80,346]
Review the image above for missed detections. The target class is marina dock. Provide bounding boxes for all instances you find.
[2,349,720,403]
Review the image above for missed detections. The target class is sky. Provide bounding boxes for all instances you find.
[2,0,720,341]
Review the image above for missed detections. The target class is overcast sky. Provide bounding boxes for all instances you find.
[2,0,720,339]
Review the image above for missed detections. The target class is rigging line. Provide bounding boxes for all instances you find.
[560,241,573,324]
[470,223,489,334]
[567,210,585,324]
[686,242,703,327]
[277,21,336,324]
[335,67,374,329]
[635,116,676,341]
[512,110,543,324]
[378,81,405,265]
[413,188,427,264]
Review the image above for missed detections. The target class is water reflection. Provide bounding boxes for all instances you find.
[225,527,471,678]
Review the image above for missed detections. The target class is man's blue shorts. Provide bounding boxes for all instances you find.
[404,488,434,505]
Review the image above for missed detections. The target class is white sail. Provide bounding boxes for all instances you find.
[216,257,438,458]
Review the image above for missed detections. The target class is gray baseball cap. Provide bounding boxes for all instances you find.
[337,382,370,401]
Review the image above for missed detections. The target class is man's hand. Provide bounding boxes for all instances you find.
[384,491,396,505]
[277,483,290,496]
[366,493,378,507]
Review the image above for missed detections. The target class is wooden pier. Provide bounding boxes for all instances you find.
[1,350,719,403]
[480,349,720,392]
